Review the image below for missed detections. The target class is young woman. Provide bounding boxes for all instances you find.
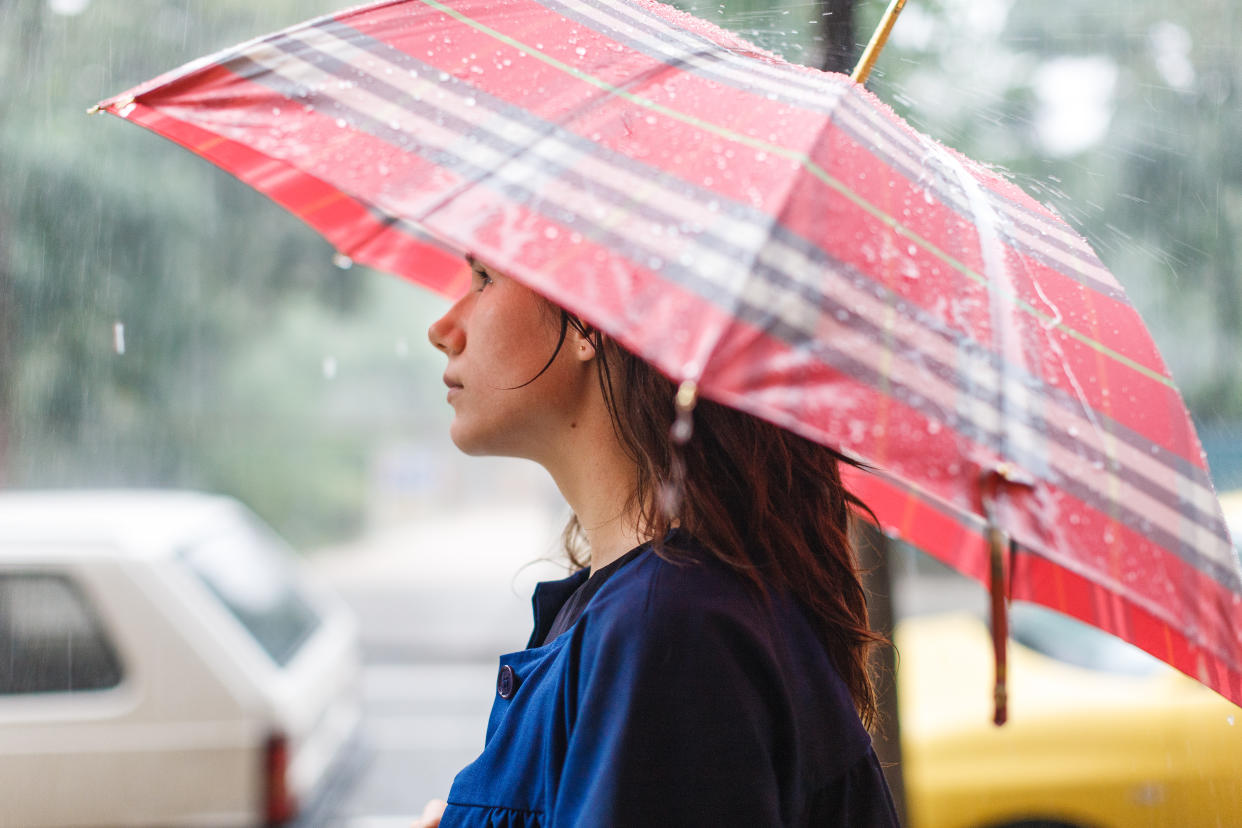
[417,257,900,827]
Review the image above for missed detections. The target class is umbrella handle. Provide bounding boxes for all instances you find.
[988,524,1010,726]
[851,0,908,86]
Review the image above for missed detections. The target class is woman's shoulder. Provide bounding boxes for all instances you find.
[565,532,876,785]
[571,532,831,680]
[584,533,774,629]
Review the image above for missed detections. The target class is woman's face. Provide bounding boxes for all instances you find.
[427,262,596,461]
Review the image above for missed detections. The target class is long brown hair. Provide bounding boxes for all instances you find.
[560,313,884,728]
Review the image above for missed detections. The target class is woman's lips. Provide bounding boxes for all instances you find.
[443,373,463,402]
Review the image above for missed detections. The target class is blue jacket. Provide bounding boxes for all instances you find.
[440,537,900,827]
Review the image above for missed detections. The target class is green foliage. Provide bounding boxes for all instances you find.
[0,0,406,544]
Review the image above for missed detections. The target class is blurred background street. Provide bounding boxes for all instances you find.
[304,506,567,826]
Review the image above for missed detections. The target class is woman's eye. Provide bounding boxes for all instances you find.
[472,269,493,291]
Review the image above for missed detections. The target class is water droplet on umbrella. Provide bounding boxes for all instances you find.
[271,107,282,116]
[465,97,477,107]
[438,71,450,81]
[575,46,587,57]
[322,357,338,379]
[907,244,917,256]
[112,322,125,355]
[544,226,559,239]
[335,118,347,128]
[333,253,353,269]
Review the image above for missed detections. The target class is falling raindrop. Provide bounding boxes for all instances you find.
[395,338,409,358]
[322,357,338,380]
[333,253,354,269]
[112,322,125,355]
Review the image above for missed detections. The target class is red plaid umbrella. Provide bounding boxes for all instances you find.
[95,0,1241,708]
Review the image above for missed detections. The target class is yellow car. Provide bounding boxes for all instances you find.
[898,604,1242,828]
[900,491,1242,828]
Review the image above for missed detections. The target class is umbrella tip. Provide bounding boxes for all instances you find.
[86,104,102,115]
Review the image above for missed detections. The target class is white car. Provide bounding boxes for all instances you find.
[0,490,362,827]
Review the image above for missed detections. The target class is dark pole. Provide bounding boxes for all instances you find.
[816,0,857,74]
[855,520,906,826]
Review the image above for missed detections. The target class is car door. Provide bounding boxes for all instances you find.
[0,559,263,828]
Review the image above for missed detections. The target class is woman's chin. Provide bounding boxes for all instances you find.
[449,422,510,458]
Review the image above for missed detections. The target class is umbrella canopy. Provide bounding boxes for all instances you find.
[95,0,1242,707]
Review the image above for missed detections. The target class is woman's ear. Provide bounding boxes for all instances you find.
[571,329,597,363]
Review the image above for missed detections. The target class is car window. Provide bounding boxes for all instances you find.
[0,573,123,695]
[180,517,322,667]
[1010,602,1162,677]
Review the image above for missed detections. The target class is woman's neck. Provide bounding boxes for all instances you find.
[539,406,646,574]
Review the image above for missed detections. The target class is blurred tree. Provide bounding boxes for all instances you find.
[0,0,378,541]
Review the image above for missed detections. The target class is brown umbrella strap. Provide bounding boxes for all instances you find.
[988,524,1010,726]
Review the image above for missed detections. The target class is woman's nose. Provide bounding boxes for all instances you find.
[428,304,465,355]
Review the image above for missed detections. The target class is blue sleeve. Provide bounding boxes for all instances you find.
[551,586,790,827]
